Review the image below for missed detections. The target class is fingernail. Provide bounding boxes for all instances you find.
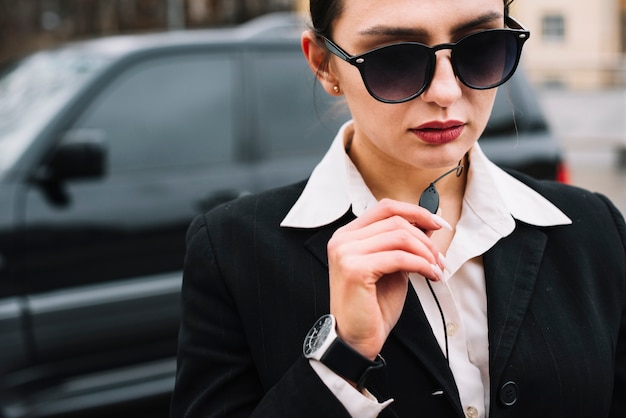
[431,214,452,231]
[438,252,451,274]
[430,264,444,281]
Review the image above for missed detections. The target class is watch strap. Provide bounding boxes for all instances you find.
[320,337,386,390]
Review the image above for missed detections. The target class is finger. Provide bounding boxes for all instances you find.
[347,250,442,282]
[339,215,433,249]
[330,236,443,283]
[330,217,442,269]
[338,227,440,267]
[343,198,452,233]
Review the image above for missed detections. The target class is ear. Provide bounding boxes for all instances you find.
[301,30,341,96]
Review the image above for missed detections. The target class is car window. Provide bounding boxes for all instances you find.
[251,51,350,160]
[69,52,237,173]
[0,50,110,176]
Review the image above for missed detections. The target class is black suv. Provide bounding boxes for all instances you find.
[0,12,565,418]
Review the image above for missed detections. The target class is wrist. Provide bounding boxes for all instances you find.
[335,328,382,362]
[303,314,386,390]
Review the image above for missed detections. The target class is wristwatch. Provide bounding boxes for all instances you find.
[303,314,385,390]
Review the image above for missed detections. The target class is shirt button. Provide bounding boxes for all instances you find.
[446,322,458,336]
[464,406,478,418]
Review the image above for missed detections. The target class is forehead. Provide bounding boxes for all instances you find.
[337,0,504,39]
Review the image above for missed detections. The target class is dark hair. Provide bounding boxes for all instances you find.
[310,0,515,38]
[309,0,344,39]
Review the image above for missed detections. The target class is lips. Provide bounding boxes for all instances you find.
[411,120,465,145]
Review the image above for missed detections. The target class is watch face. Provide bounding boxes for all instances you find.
[303,315,333,356]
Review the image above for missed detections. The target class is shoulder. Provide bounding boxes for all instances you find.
[507,169,593,202]
[185,180,308,244]
[212,180,308,224]
[507,169,622,220]
[506,169,626,247]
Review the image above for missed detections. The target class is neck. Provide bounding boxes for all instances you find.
[346,133,468,207]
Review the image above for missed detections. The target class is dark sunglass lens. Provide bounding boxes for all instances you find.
[455,31,519,88]
[361,44,432,102]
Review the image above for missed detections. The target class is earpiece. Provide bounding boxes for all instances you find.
[418,160,464,214]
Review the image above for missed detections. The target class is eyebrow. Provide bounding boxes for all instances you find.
[357,11,504,38]
[452,11,504,34]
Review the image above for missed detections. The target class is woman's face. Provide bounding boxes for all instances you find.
[328,0,504,172]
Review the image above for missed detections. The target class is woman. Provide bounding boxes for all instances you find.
[170,0,626,416]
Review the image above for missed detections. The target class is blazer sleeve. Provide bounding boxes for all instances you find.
[600,194,626,417]
[169,214,353,418]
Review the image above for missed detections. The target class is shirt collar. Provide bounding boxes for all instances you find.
[280,121,364,228]
[280,121,571,229]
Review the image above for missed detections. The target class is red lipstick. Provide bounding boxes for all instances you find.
[411,120,465,144]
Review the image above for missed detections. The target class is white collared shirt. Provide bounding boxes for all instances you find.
[281,121,571,418]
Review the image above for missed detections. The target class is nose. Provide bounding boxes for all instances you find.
[420,51,462,107]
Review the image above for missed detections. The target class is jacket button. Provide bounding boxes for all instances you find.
[499,381,519,406]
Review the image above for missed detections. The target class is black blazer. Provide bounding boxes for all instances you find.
[171,173,626,417]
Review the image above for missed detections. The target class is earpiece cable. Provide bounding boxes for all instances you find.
[425,277,449,365]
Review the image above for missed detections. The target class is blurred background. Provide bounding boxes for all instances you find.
[0,0,302,67]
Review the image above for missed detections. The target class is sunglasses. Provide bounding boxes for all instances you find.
[322,17,530,104]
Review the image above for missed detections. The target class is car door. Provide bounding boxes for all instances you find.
[1,47,251,415]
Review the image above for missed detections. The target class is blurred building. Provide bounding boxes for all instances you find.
[512,0,626,89]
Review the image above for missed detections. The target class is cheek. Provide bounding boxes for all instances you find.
[341,75,397,124]
[469,89,498,131]
[346,95,406,135]
[333,58,360,90]
[340,75,373,109]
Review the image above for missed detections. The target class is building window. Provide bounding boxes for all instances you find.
[542,14,566,41]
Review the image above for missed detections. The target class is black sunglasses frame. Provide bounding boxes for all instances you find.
[322,16,530,104]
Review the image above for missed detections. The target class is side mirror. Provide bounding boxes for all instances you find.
[35,129,108,207]
[46,129,108,181]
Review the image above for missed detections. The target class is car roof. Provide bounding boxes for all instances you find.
[54,12,310,59]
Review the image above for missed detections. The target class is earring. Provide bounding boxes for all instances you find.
[333,85,341,94]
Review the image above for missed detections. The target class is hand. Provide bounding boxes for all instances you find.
[327,199,448,360]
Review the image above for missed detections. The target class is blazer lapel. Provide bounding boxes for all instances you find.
[483,222,547,394]
[390,285,463,409]
[303,211,355,268]
[389,222,548,411]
